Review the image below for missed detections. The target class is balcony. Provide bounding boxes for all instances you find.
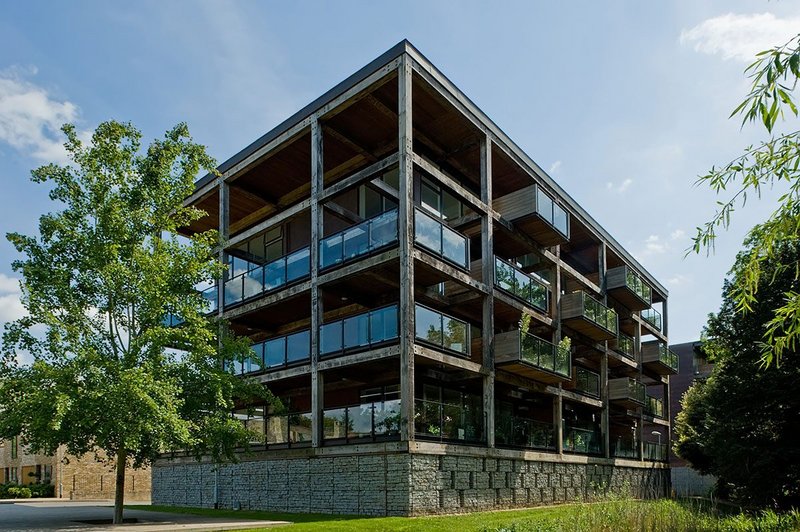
[265,412,312,447]
[611,333,636,361]
[224,247,310,308]
[643,441,668,462]
[414,304,471,357]
[414,207,469,269]
[320,209,398,270]
[320,304,398,358]
[561,291,618,341]
[323,399,401,444]
[228,329,311,375]
[162,285,218,327]
[612,438,639,459]
[494,256,549,313]
[414,398,484,443]
[608,377,646,409]
[495,415,555,450]
[494,330,571,383]
[644,395,665,419]
[563,426,602,455]
[641,341,679,375]
[573,367,600,398]
[494,184,569,246]
[642,308,662,332]
[606,265,652,311]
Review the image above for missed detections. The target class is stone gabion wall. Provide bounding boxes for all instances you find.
[408,455,670,515]
[152,453,413,516]
[152,452,669,516]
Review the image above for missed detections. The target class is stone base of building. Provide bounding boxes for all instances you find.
[152,442,670,516]
[671,466,715,497]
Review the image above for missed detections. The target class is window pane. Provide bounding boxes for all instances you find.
[264,239,283,263]
[370,305,398,344]
[286,248,310,282]
[320,235,343,269]
[343,223,370,260]
[264,259,285,291]
[442,190,461,221]
[553,204,568,236]
[415,305,442,346]
[414,210,441,253]
[421,180,441,215]
[343,314,369,350]
[320,321,343,355]
[441,225,467,268]
[374,399,401,436]
[442,316,468,354]
[536,188,554,224]
[495,259,515,293]
[370,210,397,249]
[249,343,264,373]
[381,167,400,190]
[243,266,264,299]
[264,337,286,368]
[360,185,383,219]
[266,415,288,444]
[323,407,348,440]
[224,277,243,306]
[349,404,373,439]
[286,330,310,364]
[289,413,312,443]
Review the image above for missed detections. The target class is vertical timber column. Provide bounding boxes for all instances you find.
[310,118,324,447]
[598,243,610,458]
[398,55,416,442]
[480,135,495,448]
[663,298,671,461]
[554,246,563,454]
[636,318,644,461]
[217,180,229,369]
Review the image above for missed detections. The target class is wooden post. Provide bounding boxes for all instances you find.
[310,118,324,447]
[554,246,563,454]
[555,393,563,455]
[636,320,644,461]
[598,242,610,458]
[398,54,416,442]
[217,180,228,370]
[480,135,495,447]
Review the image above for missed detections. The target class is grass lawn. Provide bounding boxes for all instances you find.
[128,499,800,531]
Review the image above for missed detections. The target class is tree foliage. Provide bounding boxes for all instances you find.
[692,34,800,366]
[0,121,269,522]
[674,239,800,509]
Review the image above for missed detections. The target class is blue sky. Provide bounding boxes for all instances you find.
[1,1,798,345]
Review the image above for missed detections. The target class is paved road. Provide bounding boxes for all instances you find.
[0,500,288,531]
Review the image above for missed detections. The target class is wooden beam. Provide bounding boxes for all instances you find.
[256,364,312,383]
[322,124,378,163]
[317,248,400,285]
[229,183,276,207]
[412,153,486,214]
[318,345,400,371]
[222,279,311,321]
[492,290,554,328]
[413,249,489,295]
[413,344,484,374]
[320,152,399,201]
[323,202,363,225]
[184,180,218,208]
[225,199,311,249]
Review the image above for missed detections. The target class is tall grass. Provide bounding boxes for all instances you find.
[486,498,800,532]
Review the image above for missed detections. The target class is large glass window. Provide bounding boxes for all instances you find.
[415,304,469,356]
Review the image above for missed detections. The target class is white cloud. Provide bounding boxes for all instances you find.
[667,274,690,287]
[549,160,562,174]
[0,67,78,163]
[639,234,669,258]
[680,12,800,62]
[670,229,686,241]
[606,178,633,193]
[0,273,25,328]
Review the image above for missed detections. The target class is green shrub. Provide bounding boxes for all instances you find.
[28,483,55,498]
[6,486,32,499]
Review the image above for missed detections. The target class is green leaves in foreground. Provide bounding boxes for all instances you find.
[691,33,800,367]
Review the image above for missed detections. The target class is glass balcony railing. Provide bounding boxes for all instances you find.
[627,378,646,404]
[414,398,484,443]
[265,412,312,445]
[613,438,639,459]
[162,285,218,327]
[575,367,600,398]
[320,304,399,357]
[415,304,470,357]
[645,396,665,418]
[320,209,398,270]
[516,331,571,378]
[495,415,555,450]
[224,247,310,307]
[563,426,602,455]
[643,441,668,462]
[653,343,679,372]
[583,294,619,336]
[614,333,636,360]
[494,256,549,313]
[625,268,652,305]
[228,329,311,375]
[535,186,569,239]
[414,208,469,269]
[323,399,401,443]
[642,308,662,331]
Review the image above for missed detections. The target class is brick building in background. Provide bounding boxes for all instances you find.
[668,341,715,496]
[0,439,150,500]
[153,40,676,516]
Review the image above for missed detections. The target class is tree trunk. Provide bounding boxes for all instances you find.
[113,448,127,525]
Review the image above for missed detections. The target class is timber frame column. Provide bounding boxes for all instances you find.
[636,317,644,461]
[554,246,563,454]
[662,298,671,461]
[217,180,229,372]
[398,54,416,442]
[599,242,610,458]
[480,135,495,447]
[310,119,324,447]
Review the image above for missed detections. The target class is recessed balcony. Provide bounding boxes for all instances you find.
[606,265,652,311]
[610,332,636,361]
[414,207,469,269]
[493,256,550,313]
[561,291,618,341]
[641,341,679,375]
[644,395,665,419]
[494,330,571,383]
[320,209,398,271]
[494,184,569,246]
[608,377,645,409]
[223,247,310,308]
[641,308,662,332]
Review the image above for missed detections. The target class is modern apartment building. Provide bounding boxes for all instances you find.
[152,41,676,516]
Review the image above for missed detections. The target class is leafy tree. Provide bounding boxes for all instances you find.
[691,34,800,366]
[0,121,268,523]
[674,237,800,508]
